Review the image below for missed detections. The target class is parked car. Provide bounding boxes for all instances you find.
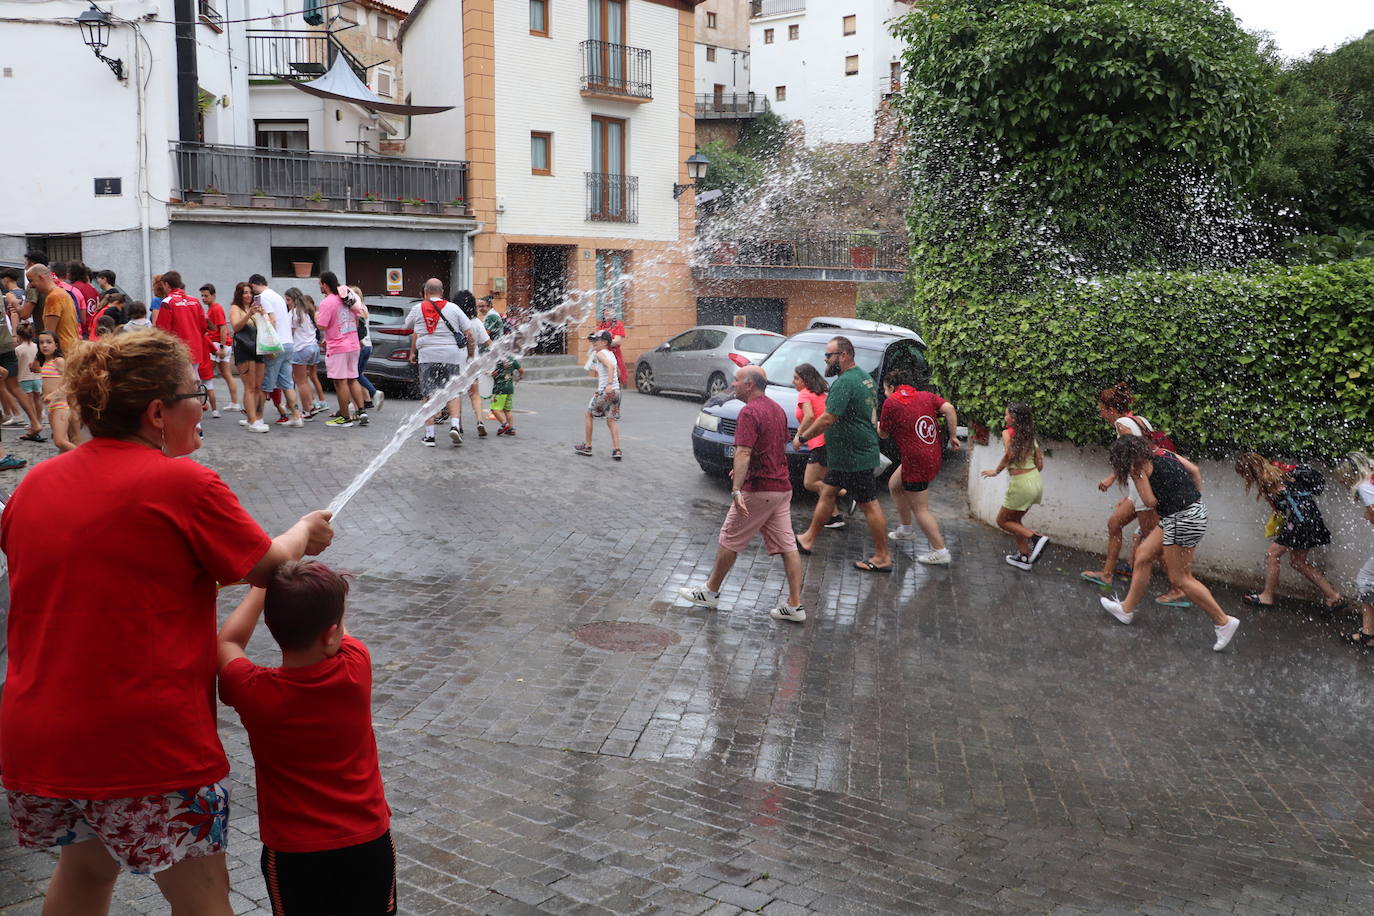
[361,296,421,395]
[690,325,929,482]
[633,325,784,400]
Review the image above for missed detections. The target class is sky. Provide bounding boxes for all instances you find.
[1223,0,1371,57]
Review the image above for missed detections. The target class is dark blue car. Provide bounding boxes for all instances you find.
[690,324,929,483]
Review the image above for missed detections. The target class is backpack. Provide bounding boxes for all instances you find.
[1287,464,1326,496]
[1124,413,1177,453]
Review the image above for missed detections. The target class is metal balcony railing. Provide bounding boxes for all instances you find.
[580,40,652,100]
[694,92,770,119]
[198,0,225,28]
[172,142,469,214]
[586,172,638,223]
[705,230,906,272]
[750,0,806,18]
[245,30,368,81]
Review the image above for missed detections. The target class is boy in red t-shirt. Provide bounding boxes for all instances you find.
[217,560,395,915]
[878,367,961,565]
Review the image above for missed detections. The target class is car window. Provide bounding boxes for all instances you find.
[880,339,928,382]
[758,339,882,387]
[735,333,781,354]
[668,330,697,350]
[695,329,727,351]
[367,305,408,323]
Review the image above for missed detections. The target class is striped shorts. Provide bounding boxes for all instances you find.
[1160,501,1208,548]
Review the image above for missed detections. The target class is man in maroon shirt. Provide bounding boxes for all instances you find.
[679,365,806,622]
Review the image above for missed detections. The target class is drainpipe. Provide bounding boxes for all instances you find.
[174,0,199,144]
[133,22,152,298]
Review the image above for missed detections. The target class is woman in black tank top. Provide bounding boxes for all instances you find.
[1096,437,1240,652]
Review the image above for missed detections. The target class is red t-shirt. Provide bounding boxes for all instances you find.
[880,385,947,483]
[0,439,272,798]
[735,395,792,492]
[72,280,100,330]
[205,302,228,347]
[597,320,628,383]
[156,289,212,375]
[219,637,390,853]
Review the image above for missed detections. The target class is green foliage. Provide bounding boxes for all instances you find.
[696,139,763,199]
[1285,229,1374,264]
[735,109,787,161]
[1253,31,1374,236]
[917,259,1374,459]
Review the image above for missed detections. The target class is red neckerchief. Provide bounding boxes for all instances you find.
[420,298,447,334]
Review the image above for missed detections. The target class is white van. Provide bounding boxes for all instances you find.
[806,315,923,342]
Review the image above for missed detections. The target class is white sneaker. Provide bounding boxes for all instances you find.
[1005,553,1033,571]
[1100,596,1133,625]
[211,410,222,418]
[248,420,270,433]
[286,417,303,428]
[770,604,807,623]
[1213,615,1240,651]
[1028,533,1050,563]
[917,548,952,565]
[224,403,242,412]
[889,528,919,541]
[1,417,26,427]
[238,418,249,427]
[449,427,463,446]
[372,390,385,412]
[678,586,719,609]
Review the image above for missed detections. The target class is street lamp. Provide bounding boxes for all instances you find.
[673,152,711,200]
[78,5,125,81]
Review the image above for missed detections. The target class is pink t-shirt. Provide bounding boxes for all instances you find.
[316,293,360,354]
[795,388,828,448]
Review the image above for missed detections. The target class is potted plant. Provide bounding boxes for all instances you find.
[201,185,228,207]
[291,260,314,278]
[304,189,327,210]
[440,197,467,217]
[847,229,879,268]
[401,196,428,214]
[251,189,276,209]
[359,191,385,213]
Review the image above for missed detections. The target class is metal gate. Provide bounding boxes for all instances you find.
[695,297,785,333]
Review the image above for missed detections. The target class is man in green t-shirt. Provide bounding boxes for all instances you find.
[795,336,891,572]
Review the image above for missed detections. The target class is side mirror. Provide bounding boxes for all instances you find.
[656,343,670,352]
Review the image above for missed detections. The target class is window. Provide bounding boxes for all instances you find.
[842,14,856,35]
[590,116,628,219]
[587,0,626,88]
[25,234,82,264]
[890,60,901,90]
[763,28,774,44]
[788,24,799,40]
[373,15,390,39]
[705,46,716,62]
[530,0,548,35]
[596,251,628,320]
[269,247,327,278]
[589,0,625,43]
[706,11,716,28]
[845,54,858,75]
[372,66,394,98]
[254,120,308,150]
[531,131,552,175]
[775,85,786,101]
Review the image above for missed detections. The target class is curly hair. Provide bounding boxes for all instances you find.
[65,329,190,438]
[1098,382,1134,415]
[1108,434,1155,486]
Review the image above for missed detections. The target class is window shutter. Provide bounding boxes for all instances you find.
[303,0,323,26]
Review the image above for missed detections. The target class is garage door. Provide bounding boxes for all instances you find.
[345,248,454,300]
[695,297,784,333]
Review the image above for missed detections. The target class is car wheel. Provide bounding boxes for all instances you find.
[635,362,658,395]
[697,460,729,478]
[705,372,728,400]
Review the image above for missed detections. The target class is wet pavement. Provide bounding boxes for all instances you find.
[1,383,1372,914]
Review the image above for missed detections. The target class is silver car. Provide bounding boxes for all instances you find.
[633,326,784,400]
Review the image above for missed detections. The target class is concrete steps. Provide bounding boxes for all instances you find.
[518,354,597,387]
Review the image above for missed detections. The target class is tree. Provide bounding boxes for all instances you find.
[695,139,763,199]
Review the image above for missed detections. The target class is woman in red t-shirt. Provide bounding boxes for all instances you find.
[0,330,334,912]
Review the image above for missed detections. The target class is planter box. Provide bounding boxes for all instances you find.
[251,197,277,209]
[401,203,428,215]
[201,193,229,207]
[440,205,470,217]
[291,262,314,278]
[304,199,328,210]
[359,200,385,212]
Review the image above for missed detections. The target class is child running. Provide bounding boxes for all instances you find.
[217,560,395,915]
[879,367,960,564]
[491,355,523,435]
[33,331,75,453]
[1234,452,1346,610]
[1333,452,1374,649]
[14,324,44,442]
[1100,436,1240,651]
[979,402,1047,570]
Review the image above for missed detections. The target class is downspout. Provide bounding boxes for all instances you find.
[174,0,199,145]
[133,22,152,298]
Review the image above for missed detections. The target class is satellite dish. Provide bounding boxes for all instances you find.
[695,189,723,205]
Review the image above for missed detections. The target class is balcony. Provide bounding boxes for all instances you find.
[171,142,470,216]
[695,92,771,120]
[197,0,225,30]
[694,230,906,282]
[750,0,806,18]
[245,29,367,81]
[580,40,652,101]
[586,173,638,223]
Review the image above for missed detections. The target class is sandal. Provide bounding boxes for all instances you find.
[1080,571,1111,587]
[854,559,893,573]
[18,433,46,442]
[1241,593,1273,607]
[1114,562,1133,576]
[1341,631,1374,649]
[1155,595,1192,608]
[1322,597,1350,612]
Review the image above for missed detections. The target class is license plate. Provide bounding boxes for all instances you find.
[724,445,736,457]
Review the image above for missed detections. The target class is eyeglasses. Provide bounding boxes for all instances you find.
[166,384,210,407]
[823,351,840,361]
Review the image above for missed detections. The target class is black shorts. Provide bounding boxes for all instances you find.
[806,444,827,466]
[0,350,17,378]
[902,479,930,493]
[234,344,264,365]
[823,467,878,503]
[261,829,397,916]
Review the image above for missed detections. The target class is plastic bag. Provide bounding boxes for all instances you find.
[1265,513,1282,538]
[255,314,283,356]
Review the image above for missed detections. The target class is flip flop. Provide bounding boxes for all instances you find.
[1114,562,1133,576]
[854,560,893,573]
[1322,598,1350,612]
[796,541,812,555]
[1155,596,1192,608]
[1080,572,1111,587]
[1241,593,1272,607]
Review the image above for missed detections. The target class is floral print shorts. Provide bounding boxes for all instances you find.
[6,782,229,875]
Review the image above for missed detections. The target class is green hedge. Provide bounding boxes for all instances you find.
[911,258,1374,459]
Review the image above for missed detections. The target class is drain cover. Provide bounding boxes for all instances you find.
[573,621,681,653]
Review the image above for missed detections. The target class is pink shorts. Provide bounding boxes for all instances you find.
[325,349,360,380]
[719,490,797,555]
[6,781,230,875]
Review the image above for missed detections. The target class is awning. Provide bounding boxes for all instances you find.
[283,55,453,116]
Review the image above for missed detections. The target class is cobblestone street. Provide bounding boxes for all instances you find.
[1,383,1372,914]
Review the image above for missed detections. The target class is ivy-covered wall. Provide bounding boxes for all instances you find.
[914,258,1374,459]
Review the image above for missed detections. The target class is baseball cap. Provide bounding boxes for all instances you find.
[588,329,613,342]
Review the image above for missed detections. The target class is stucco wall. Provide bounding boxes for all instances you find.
[397,0,466,161]
[965,438,1374,597]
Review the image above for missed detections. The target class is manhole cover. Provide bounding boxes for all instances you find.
[573,621,681,653]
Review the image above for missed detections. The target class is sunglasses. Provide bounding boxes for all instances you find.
[166,384,210,407]
[823,351,840,360]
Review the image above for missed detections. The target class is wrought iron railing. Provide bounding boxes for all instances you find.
[198,0,225,28]
[580,40,652,99]
[245,30,368,81]
[694,92,770,119]
[172,142,469,214]
[750,0,806,17]
[586,172,638,223]
[704,230,906,272]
